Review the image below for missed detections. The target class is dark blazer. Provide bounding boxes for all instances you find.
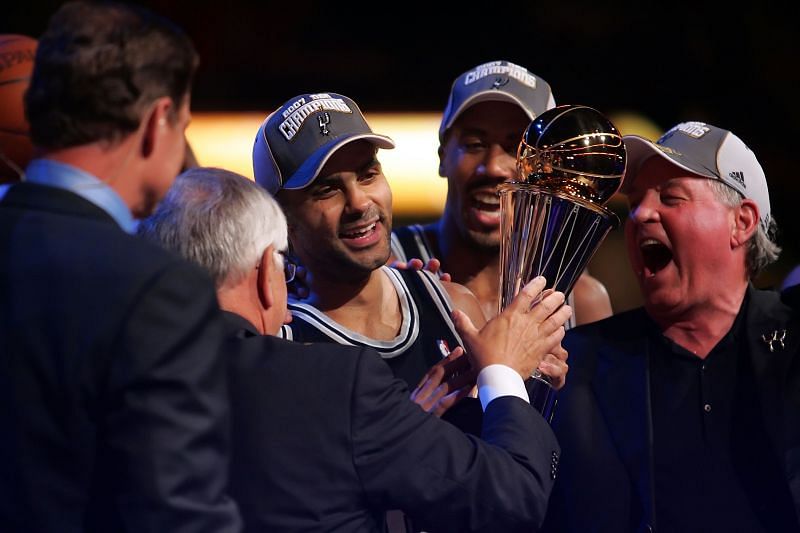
[223,312,561,533]
[0,183,240,533]
[543,287,800,532]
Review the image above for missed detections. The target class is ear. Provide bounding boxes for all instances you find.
[731,198,759,248]
[141,96,174,158]
[256,245,276,310]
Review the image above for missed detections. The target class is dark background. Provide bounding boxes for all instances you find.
[5,1,800,300]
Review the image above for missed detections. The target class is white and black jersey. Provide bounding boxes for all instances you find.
[279,266,463,390]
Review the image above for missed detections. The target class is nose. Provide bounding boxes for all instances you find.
[343,182,372,214]
[478,144,516,181]
[628,190,659,224]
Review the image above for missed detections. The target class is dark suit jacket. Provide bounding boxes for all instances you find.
[223,312,561,533]
[0,183,241,533]
[543,287,800,533]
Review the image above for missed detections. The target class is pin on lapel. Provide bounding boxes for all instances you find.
[761,329,787,352]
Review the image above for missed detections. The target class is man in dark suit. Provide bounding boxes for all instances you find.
[0,3,240,532]
[543,122,800,532]
[139,167,573,533]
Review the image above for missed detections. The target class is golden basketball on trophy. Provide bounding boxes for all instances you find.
[499,105,626,419]
[500,104,625,306]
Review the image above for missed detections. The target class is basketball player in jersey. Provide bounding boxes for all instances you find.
[391,60,613,325]
[253,92,568,402]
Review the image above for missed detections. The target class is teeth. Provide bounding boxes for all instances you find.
[474,192,500,205]
[343,222,376,238]
[641,238,661,248]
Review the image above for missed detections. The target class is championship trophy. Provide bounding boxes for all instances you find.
[498,105,626,421]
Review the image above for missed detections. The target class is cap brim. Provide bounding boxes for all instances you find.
[621,135,717,192]
[282,133,395,190]
[441,91,536,135]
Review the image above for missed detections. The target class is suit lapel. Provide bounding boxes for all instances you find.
[746,287,800,520]
[746,288,796,450]
[592,310,655,529]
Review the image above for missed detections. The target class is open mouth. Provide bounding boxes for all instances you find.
[339,222,377,240]
[469,191,501,227]
[471,191,500,213]
[640,238,672,276]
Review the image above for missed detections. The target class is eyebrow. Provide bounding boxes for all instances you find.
[457,127,488,137]
[314,157,381,187]
[361,157,381,173]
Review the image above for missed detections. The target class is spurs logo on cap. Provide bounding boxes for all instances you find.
[463,60,538,90]
[492,76,509,89]
[278,94,352,141]
[317,112,331,136]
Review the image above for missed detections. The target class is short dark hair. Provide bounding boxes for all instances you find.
[25,1,199,149]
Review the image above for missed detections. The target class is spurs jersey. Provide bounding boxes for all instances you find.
[392,224,577,329]
[278,266,463,390]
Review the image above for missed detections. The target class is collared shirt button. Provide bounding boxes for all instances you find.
[704,403,712,413]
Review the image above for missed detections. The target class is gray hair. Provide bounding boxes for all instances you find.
[707,180,780,278]
[138,167,287,287]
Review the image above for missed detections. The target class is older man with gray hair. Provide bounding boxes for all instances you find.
[543,122,800,533]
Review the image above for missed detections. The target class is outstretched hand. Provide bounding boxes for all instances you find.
[452,276,572,380]
[410,346,476,417]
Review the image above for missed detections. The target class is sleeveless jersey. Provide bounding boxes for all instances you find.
[278,266,463,390]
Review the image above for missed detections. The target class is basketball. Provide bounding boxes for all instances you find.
[0,34,37,182]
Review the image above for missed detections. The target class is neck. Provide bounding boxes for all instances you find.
[306,267,401,340]
[654,282,748,358]
[435,217,501,318]
[217,275,270,335]
[43,137,143,216]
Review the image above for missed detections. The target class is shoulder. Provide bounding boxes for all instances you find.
[416,272,485,326]
[224,335,368,386]
[124,237,215,298]
[572,273,613,325]
[440,279,482,311]
[781,285,800,316]
[748,286,797,329]
[445,282,486,327]
[565,307,648,347]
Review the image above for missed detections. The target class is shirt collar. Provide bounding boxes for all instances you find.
[24,159,137,234]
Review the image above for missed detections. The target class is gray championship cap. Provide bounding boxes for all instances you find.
[439,60,556,140]
[253,92,395,195]
[623,121,771,231]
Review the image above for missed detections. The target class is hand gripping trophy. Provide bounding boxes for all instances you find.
[498,105,626,420]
